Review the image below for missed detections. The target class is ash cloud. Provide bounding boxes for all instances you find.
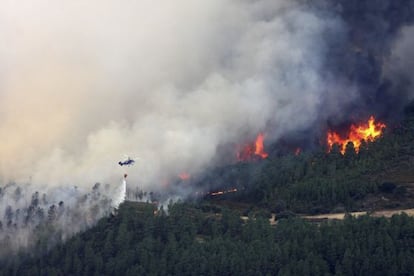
[1,0,414,253]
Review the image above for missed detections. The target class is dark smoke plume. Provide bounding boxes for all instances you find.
[315,0,414,121]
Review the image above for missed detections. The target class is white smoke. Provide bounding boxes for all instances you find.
[0,0,347,190]
[112,178,126,209]
[0,0,359,252]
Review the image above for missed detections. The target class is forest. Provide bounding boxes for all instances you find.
[197,105,414,214]
[2,201,414,276]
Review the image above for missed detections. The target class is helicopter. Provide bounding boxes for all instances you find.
[118,156,136,166]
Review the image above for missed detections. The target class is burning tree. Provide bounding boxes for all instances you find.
[327,116,386,154]
[237,133,269,161]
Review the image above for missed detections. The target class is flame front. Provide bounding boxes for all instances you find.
[327,116,386,154]
[237,133,268,161]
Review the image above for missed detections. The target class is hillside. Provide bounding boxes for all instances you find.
[2,106,414,275]
[197,105,414,215]
[3,201,414,275]
[0,107,414,274]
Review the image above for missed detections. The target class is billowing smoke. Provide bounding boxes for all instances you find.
[1,0,414,254]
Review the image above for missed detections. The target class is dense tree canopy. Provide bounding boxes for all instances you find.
[2,202,414,275]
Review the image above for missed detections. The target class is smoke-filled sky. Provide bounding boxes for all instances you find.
[1,0,414,196]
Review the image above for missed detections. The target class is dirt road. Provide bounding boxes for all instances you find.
[301,208,414,221]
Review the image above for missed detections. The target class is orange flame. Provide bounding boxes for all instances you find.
[179,172,190,180]
[254,133,268,159]
[237,133,268,161]
[327,116,386,154]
